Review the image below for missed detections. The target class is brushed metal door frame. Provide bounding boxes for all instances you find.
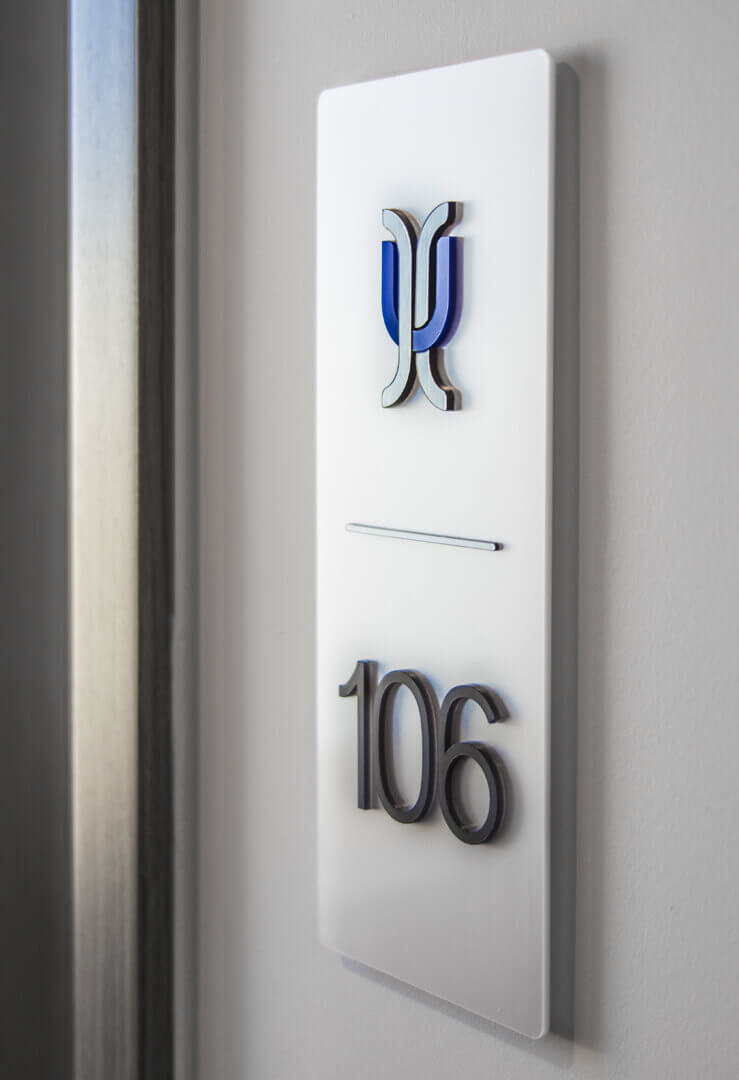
[70,1,178,1077]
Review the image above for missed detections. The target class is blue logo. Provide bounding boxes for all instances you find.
[381,201,462,410]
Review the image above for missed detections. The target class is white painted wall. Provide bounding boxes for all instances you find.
[198,2,739,1076]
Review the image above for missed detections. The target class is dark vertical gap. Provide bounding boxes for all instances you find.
[138,1,175,1078]
[0,4,72,1077]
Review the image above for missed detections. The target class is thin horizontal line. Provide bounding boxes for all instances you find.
[345,523,502,552]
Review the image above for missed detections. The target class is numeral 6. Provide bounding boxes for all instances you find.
[438,685,505,844]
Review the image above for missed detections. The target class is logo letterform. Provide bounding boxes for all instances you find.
[381,201,462,410]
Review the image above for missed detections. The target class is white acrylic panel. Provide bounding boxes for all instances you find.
[316,50,555,1038]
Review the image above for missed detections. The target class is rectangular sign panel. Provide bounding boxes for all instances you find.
[316,50,556,1038]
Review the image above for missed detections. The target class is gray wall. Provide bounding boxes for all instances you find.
[198,2,739,1077]
[0,5,71,1078]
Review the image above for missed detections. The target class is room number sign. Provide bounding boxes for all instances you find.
[317,50,560,1038]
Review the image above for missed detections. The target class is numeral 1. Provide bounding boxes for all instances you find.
[338,660,375,809]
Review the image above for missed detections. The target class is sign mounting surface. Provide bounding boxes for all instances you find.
[316,49,556,1038]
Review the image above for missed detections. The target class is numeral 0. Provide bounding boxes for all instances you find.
[338,661,506,845]
[375,670,436,824]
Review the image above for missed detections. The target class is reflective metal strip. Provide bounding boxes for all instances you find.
[346,523,502,551]
[70,3,138,1077]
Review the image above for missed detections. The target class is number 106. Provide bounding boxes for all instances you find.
[339,660,508,845]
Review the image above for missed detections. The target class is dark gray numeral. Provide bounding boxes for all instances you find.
[338,660,375,809]
[373,670,436,824]
[438,685,505,844]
